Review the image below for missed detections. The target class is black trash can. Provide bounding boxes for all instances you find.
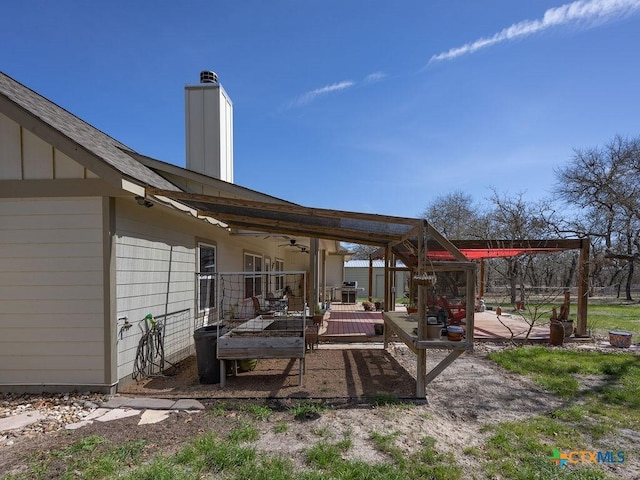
[193,325,226,384]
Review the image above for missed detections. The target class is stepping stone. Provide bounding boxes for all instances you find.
[96,408,140,422]
[83,408,110,421]
[0,412,44,432]
[121,398,176,410]
[138,409,171,425]
[101,397,130,409]
[171,399,204,410]
[65,420,93,430]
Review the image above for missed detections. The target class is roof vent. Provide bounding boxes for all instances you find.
[200,71,218,84]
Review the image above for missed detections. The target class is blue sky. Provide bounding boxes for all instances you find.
[2,0,640,217]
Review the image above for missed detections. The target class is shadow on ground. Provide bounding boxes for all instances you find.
[122,347,417,400]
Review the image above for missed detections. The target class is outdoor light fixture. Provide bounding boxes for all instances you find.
[135,196,153,208]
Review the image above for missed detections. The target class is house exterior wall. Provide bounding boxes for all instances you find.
[115,198,198,384]
[325,254,345,301]
[0,112,21,179]
[0,104,336,393]
[0,197,106,390]
[113,198,302,387]
[0,188,317,393]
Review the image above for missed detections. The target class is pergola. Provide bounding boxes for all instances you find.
[387,238,590,336]
[146,187,472,310]
[146,188,589,398]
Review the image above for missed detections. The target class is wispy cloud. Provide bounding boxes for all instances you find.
[291,80,355,107]
[364,71,387,83]
[429,0,640,64]
[289,72,387,107]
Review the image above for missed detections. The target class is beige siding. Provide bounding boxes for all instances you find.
[55,149,85,179]
[0,112,21,179]
[0,197,105,386]
[325,255,344,297]
[22,129,53,179]
[115,199,197,380]
[113,198,321,383]
[0,114,92,181]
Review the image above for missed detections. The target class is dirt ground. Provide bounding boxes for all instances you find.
[121,344,417,399]
[1,342,638,479]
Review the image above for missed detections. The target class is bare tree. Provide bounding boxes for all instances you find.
[486,190,556,304]
[346,243,380,260]
[421,191,487,239]
[555,135,640,301]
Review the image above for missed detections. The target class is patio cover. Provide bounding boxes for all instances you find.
[145,188,465,259]
[148,187,585,270]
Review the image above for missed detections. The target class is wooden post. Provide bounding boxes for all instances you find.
[368,256,373,302]
[425,350,464,385]
[465,266,476,350]
[321,250,327,306]
[384,245,391,311]
[299,358,304,386]
[478,259,485,298]
[383,315,390,349]
[310,238,319,311]
[415,226,426,399]
[391,254,397,310]
[576,238,590,336]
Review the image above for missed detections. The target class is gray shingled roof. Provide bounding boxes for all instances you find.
[0,71,178,191]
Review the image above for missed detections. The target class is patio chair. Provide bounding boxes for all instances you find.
[251,296,275,316]
[437,296,466,325]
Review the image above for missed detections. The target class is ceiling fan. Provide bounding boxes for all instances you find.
[278,239,309,253]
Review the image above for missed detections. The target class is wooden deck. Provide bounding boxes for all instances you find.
[320,309,383,340]
[320,303,550,342]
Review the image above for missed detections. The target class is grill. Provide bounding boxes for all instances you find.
[341,281,358,304]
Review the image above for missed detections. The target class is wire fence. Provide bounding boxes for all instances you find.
[131,308,192,380]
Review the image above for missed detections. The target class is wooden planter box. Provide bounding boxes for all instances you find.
[218,318,305,360]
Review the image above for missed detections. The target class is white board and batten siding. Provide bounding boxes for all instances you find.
[0,197,105,386]
[115,199,197,381]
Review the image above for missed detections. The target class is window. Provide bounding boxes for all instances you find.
[244,252,263,298]
[274,258,285,292]
[198,243,216,311]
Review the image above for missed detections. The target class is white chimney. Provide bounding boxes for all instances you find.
[185,71,234,182]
